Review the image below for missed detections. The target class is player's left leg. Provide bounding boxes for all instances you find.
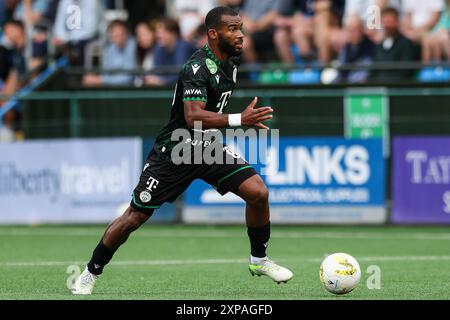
[233,174,293,284]
[72,206,152,295]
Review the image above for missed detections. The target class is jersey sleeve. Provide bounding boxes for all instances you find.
[181,61,209,103]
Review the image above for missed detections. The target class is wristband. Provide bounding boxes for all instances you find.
[228,113,242,127]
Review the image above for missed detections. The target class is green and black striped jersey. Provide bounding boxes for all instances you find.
[154,45,240,155]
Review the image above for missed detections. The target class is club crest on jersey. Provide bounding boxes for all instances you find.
[205,58,217,74]
[139,191,152,203]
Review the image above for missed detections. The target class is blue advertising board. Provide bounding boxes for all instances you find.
[183,138,386,224]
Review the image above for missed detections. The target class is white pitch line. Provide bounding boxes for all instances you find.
[1,229,450,241]
[2,256,450,267]
[0,258,248,267]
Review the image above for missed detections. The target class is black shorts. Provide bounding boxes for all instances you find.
[130,145,257,215]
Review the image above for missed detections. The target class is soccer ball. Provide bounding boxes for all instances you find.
[320,253,361,295]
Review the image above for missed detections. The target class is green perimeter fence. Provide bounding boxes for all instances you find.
[20,86,450,139]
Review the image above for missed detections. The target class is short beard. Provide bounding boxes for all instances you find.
[218,36,242,57]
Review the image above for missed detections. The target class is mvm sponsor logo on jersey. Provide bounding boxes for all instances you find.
[185,89,203,96]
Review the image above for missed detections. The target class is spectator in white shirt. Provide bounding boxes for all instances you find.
[401,0,445,43]
[53,0,103,66]
[172,0,218,41]
[343,0,401,43]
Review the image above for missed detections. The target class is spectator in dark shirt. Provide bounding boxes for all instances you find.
[372,7,416,82]
[0,20,26,89]
[134,21,156,87]
[0,20,25,138]
[338,16,375,83]
[145,18,196,86]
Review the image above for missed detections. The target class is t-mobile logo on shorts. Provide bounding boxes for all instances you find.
[146,176,159,192]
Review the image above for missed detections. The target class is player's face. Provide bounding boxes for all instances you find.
[217,15,244,57]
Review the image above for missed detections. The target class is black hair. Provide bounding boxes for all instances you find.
[4,19,25,30]
[381,7,400,18]
[157,18,180,36]
[205,6,239,30]
[108,19,129,32]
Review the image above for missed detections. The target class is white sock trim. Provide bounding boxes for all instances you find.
[250,255,267,264]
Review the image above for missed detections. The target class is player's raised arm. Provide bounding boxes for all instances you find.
[183,97,274,130]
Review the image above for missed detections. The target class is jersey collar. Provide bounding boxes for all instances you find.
[204,45,224,66]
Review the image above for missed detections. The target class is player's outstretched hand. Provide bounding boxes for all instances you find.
[241,97,273,130]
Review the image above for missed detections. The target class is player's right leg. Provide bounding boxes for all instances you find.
[72,148,191,295]
[72,206,151,295]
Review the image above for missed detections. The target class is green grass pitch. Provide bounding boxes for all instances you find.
[1,224,449,300]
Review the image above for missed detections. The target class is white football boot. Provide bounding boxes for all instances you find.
[71,267,98,295]
[248,256,294,284]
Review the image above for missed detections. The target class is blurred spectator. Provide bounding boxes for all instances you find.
[401,0,445,43]
[44,0,59,25]
[0,0,18,27]
[12,0,50,71]
[103,0,115,10]
[274,0,345,65]
[274,0,317,64]
[136,22,156,70]
[53,0,103,67]
[0,20,26,88]
[372,7,416,82]
[133,21,156,87]
[337,16,375,83]
[314,0,346,64]
[343,0,401,43]
[145,18,195,86]
[421,0,450,63]
[239,0,290,63]
[124,0,165,32]
[0,20,25,140]
[173,0,217,42]
[83,20,137,86]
